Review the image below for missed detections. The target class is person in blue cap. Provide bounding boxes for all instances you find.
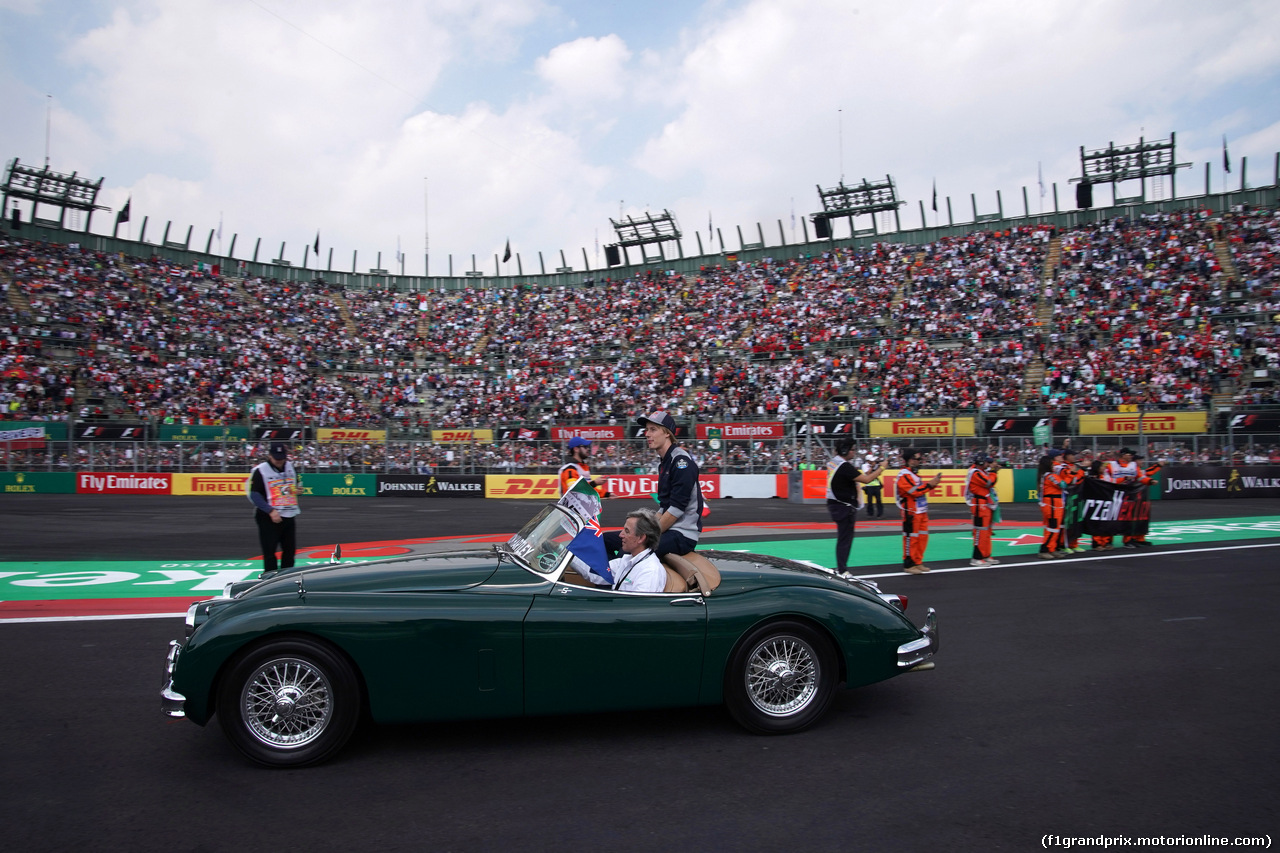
[559,435,608,499]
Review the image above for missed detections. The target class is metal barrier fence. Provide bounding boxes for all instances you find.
[4,434,1277,474]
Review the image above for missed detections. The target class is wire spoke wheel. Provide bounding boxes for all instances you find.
[725,620,837,734]
[218,638,360,767]
[744,634,820,716]
[241,657,333,748]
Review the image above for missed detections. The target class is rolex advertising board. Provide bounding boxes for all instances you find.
[0,472,76,494]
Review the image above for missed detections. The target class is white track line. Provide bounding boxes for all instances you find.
[856,540,1280,579]
[3,540,1279,624]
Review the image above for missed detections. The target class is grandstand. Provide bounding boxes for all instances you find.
[2,153,1278,475]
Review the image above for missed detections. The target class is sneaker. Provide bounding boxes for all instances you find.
[914,564,932,572]
[1056,549,1071,556]
[982,558,1000,566]
[258,570,278,581]
[1123,542,1140,549]
[1038,551,1056,560]
[968,558,986,567]
[1136,541,1155,548]
[903,565,927,574]
[1070,546,1087,554]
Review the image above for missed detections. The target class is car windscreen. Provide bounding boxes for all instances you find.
[506,505,579,575]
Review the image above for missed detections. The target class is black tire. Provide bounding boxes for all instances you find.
[724,620,838,734]
[216,637,360,767]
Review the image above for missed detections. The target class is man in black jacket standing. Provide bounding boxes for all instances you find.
[826,439,886,575]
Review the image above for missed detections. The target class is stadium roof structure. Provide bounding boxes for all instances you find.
[2,158,109,232]
[1071,134,1192,199]
[811,176,904,235]
[605,209,683,266]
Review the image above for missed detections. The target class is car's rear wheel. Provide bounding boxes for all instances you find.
[725,620,837,734]
[216,637,360,767]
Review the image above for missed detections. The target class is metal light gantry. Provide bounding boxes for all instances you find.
[2,158,109,232]
[604,209,683,266]
[811,175,904,237]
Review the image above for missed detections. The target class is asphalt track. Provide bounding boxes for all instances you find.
[1,495,1278,851]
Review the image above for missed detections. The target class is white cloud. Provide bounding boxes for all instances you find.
[1,0,1277,270]
[535,34,631,102]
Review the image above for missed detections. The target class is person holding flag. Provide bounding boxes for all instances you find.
[1054,446,1087,554]
[559,477,664,593]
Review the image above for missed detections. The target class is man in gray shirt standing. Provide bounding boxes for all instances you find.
[246,442,301,579]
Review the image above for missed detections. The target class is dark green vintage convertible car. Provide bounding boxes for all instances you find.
[161,505,938,766]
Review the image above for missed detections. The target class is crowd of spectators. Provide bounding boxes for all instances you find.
[2,205,1278,441]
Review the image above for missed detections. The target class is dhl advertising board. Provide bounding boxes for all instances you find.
[800,468,1012,503]
[431,429,495,444]
[868,417,977,438]
[317,428,388,443]
[1078,412,1208,435]
[486,474,562,499]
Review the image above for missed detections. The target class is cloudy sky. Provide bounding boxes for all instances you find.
[2,0,1278,276]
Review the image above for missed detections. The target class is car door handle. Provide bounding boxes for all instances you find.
[670,597,705,606]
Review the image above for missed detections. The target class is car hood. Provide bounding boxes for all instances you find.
[240,549,502,597]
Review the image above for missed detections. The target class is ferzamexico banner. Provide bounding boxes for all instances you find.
[1078,412,1208,435]
[1069,479,1151,537]
[868,417,977,438]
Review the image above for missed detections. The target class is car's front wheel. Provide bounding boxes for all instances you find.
[216,637,360,767]
[724,620,837,734]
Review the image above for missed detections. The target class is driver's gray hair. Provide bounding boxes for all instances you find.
[627,508,661,551]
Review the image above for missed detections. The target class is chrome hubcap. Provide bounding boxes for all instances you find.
[745,635,819,716]
[241,657,332,749]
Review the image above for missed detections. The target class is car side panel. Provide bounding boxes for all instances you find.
[700,586,924,703]
[523,584,708,715]
[173,591,532,725]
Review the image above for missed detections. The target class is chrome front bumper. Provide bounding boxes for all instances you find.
[161,639,186,718]
[896,607,939,669]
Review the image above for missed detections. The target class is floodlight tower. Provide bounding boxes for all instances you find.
[604,209,683,266]
[2,158,108,231]
[1069,133,1191,208]
[810,175,904,239]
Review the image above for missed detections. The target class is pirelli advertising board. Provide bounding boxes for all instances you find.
[798,468,1012,503]
[430,429,495,444]
[868,417,977,438]
[1078,412,1208,435]
[171,473,246,496]
[317,428,388,443]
